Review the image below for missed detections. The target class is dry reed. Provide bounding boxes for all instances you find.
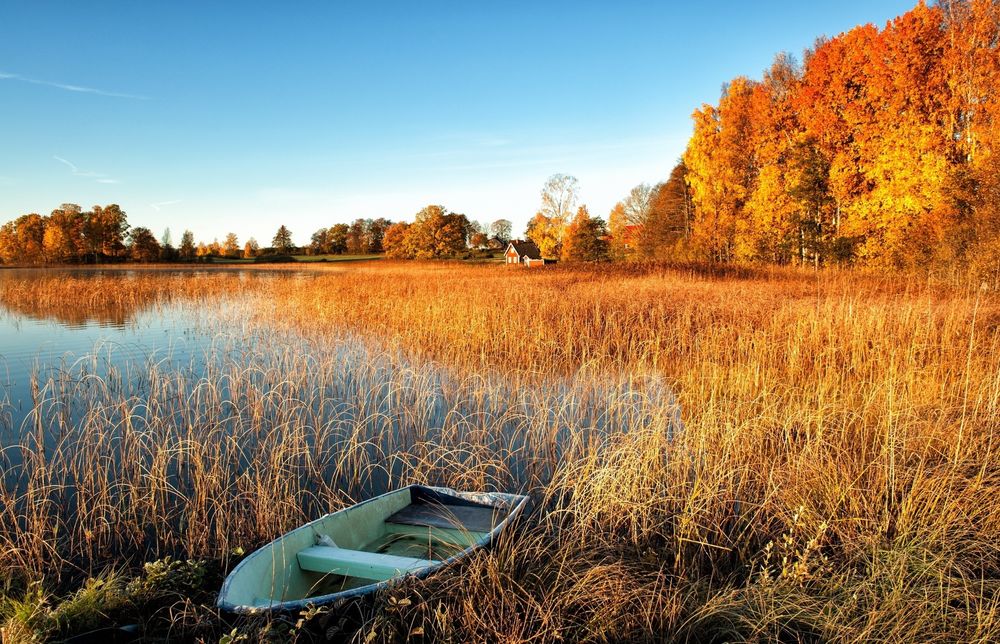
[0,261,997,642]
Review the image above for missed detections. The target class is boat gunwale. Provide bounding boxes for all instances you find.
[217,484,530,614]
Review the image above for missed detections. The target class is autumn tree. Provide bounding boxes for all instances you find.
[244,238,259,258]
[938,0,1000,263]
[383,207,468,259]
[410,205,469,258]
[367,218,392,253]
[470,231,489,248]
[639,163,692,259]
[12,214,46,264]
[744,54,802,263]
[83,204,129,261]
[179,230,196,260]
[684,77,757,262]
[0,223,14,264]
[383,222,412,258]
[850,4,951,267]
[676,3,986,269]
[222,232,240,258]
[607,203,629,259]
[346,219,366,254]
[525,212,561,259]
[272,225,294,254]
[309,228,330,255]
[531,173,580,255]
[328,224,349,254]
[609,184,654,259]
[44,204,85,262]
[128,227,161,262]
[561,206,609,262]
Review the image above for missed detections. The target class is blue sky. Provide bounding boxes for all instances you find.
[1,1,916,245]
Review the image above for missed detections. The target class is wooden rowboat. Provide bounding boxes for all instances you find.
[217,485,529,613]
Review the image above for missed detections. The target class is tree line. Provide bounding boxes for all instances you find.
[0,204,296,264]
[0,177,657,265]
[611,0,1000,269]
[0,204,133,264]
[0,202,523,264]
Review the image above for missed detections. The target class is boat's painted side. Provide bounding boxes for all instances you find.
[217,485,528,614]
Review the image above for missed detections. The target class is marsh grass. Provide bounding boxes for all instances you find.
[1,261,998,642]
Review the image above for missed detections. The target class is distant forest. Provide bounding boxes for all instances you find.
[3,1,999,270]
[0,203,523,264]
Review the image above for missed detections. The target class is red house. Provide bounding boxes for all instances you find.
[504,240,545,266]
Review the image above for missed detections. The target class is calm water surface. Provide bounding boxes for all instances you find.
[0,266,682,463]
[0,268,268,434]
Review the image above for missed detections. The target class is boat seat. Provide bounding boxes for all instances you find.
[297,546,437,581]
[385,503,500,533]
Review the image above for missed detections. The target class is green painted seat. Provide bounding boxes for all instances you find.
[296,546,437,581]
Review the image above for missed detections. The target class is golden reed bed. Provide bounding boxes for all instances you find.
[1,261,997,642]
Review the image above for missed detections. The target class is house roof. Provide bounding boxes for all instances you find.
[507,240,542,260]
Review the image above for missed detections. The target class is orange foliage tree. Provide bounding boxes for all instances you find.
[675,0,1000,270]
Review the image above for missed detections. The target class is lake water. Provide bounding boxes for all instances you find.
[0,269,248,436]
[0,267,682,458]
[0,267,682,570]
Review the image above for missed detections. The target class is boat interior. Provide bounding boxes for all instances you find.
[232,487,508,607]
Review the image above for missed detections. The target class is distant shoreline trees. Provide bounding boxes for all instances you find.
[383,206,471,259]
[0,206,490,265]
[308,218,391,256]
[0,204,130,264]
[8,0,998,276]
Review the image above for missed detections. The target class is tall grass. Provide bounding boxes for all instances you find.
[1,261,998,642]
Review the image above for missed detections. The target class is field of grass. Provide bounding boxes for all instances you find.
[1,261,998,642]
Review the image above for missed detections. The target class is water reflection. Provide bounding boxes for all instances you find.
[4,299,134,328]
[0,267,310,327]
[0,268,259,444]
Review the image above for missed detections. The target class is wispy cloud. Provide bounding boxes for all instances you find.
[1,70,148,100]
[150,200,181,211]
[54,155,120,185]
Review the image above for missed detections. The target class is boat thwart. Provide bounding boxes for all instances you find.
[217,485,529,613]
